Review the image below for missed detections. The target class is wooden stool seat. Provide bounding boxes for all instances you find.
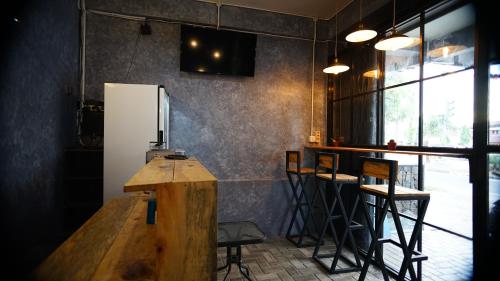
[316,173,358,182]
[360,184,430,199]
[287,167,315,174]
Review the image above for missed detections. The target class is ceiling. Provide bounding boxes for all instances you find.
[197,0,353,20]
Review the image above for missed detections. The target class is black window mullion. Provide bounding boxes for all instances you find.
[416,12,426,281]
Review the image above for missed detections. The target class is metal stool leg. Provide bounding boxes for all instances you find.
[394,199,430,281]
[286,173,320,247]
[297,175,322,242]
[328,184,362,272]
[313,180,340,258]
[358,193,390,281]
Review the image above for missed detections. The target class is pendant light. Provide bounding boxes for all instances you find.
[427,39,466,58]
[323,5,349,75]
[345,0,377,43]
[375,0,414,51]
[363,68,381,79]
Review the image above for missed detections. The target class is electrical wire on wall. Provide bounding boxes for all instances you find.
[310,18,317,137]
[124,26,142,80]
[216,0,222,30]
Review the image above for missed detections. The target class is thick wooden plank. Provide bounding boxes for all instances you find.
[317,173,358,182]
[156,181,217,281]
[305,145,469,158]
[124,158,174,192]
[33,197,139,281]
[90,197,156,281]
[123,157,218,281]
[363,161,392,180]
[172,159,217,183]
[288,152,298,163]
[318,154,334,169]
[361,184,430,198]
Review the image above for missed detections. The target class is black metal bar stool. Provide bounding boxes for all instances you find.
[312,152,363,274]
[285,150,320,247]
[356,157,430,281]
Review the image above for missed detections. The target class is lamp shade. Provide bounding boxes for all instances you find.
[323,58,350,74]
[375,33,414,51]
[363,69,381,78]
[427,44,466,58]
[346,28,377,43]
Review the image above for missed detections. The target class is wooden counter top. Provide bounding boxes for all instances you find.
[124,157,217,192]
[124,156,217,281]
[34,196,156,281]
[305,145,470,158]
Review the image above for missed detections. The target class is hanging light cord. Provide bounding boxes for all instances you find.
[335,5,338,59]
[392,0,396,32]
[360,0,363,23]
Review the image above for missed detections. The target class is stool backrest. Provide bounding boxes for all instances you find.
[359,157,398,196]
[315,152,339,178]
[286,151,302,172]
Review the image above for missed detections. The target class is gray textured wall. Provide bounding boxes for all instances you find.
[0,0,79,277]
[84,0,328,235]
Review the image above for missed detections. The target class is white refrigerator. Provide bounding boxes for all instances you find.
[103,83,169,202]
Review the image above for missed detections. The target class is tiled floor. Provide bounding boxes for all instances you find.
[217,234,472,281]
[217,238,383,281]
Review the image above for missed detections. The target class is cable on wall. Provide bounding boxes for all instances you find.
[85,8,330,43]
[216,0,222,30]
[79,0,86,106]
[310,18,317,137]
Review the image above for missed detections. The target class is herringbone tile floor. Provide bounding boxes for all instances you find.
[217,238,384,281]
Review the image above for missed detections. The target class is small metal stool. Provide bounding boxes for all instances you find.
[312,152,363,274]
[356,157,430,281]
[217,221,265,281]
[285,150,321,247]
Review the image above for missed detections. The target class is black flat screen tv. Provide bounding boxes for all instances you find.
[180,25,257,77]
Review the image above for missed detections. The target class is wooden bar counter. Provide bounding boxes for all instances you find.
[124,156,218,281]
[305,144,470,158]
[34,157,217,281]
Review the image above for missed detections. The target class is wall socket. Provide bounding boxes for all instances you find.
[314,130,321,143]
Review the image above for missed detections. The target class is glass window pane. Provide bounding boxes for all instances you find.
[384,83,419,146]
[423,156,472,237]
[352,93,377,145]
[384,27,420,87]
[354,46,379,94]
[331,100,351,144]
[423,70,473,147]
[490,64,500,145]
[488,154,500,256]
[424,4,475,78]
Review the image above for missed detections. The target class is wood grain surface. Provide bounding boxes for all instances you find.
[33,196,155,281]
[125,156,218,281]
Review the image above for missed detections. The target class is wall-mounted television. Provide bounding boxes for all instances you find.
[180,25,257,77]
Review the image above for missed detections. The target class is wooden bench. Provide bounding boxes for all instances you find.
[33,195,156,281]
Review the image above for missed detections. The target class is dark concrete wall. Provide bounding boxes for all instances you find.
[0,0,79,277]
[84,0,328,235]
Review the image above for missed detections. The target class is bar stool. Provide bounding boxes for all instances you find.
[285,150,320,247]
[312,152,363,274]
[356,157,430,281]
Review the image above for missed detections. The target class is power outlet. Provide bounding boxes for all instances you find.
[314,130,321,143]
